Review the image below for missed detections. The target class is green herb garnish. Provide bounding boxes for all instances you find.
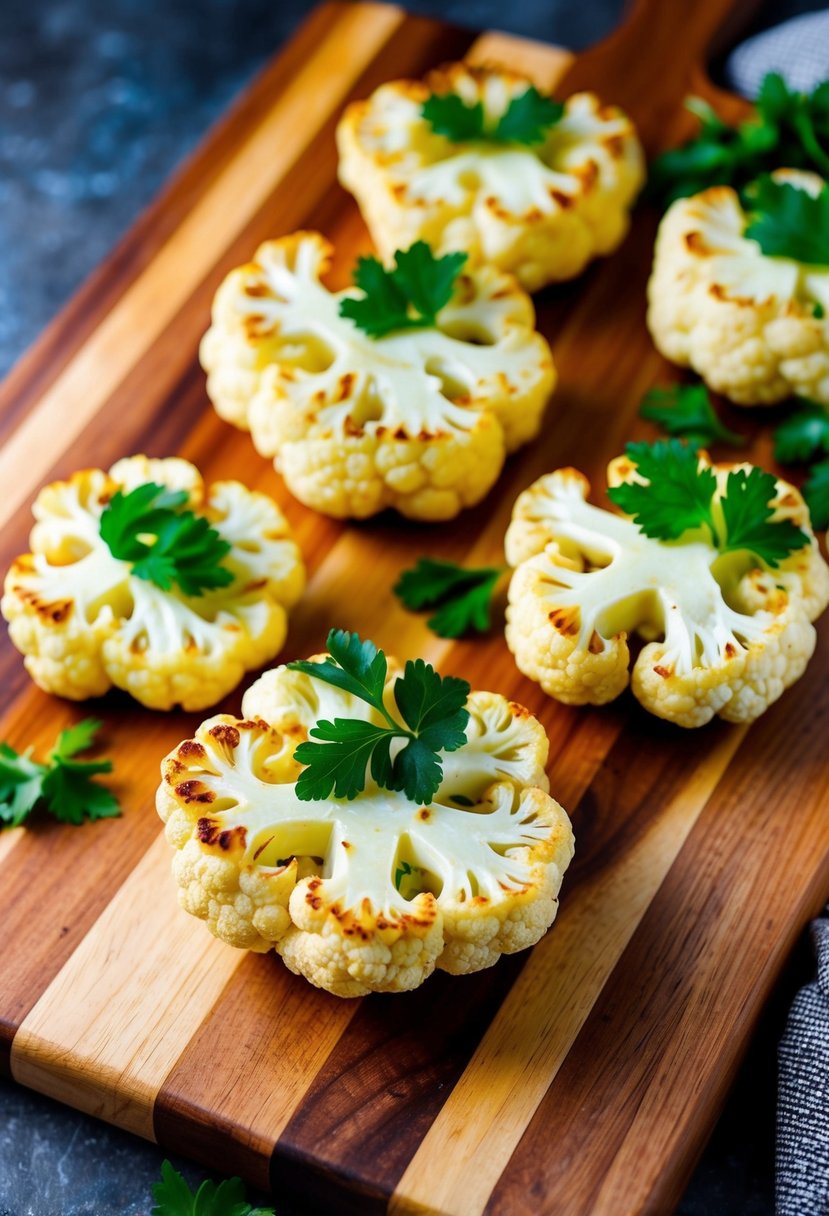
[339,242,467,339]
[639,383,744,448]
[649,73,829,205]
[151,1159,274,1216]
[394,557,506,638]
[804,460,829,530]
[774,400,829,464]
[608,439,809,566]
[100,482,233,597]
[745,176,829,265]
[422,85,563,146]
[288,629,469,804]
[0,719,119,828]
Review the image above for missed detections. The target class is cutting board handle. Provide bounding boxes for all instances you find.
[561,0,762,143]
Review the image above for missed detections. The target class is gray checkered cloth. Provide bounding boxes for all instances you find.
[725,16,829,1216]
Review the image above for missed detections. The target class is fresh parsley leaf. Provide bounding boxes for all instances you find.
[0,719,119,828]
[289,629,389,716]
[639,384,744,448]
[609,439,810,567]
[289,629,470,805]
[774,400,829,463]
[718,466,809,566]
[394,558,506,638]
[649,72,829,206]
[494,87,564,143]
[100,483,233,597]
[608,439,718,540]
[0,744,46,827]
[804,459,829,530]
[745,176,829,266]
[394,658,469,744]
[150,1159,274,1216]
[422,85,562,146]
[339,243,467,339]
[294,720,393,801]
[421,92,485,141]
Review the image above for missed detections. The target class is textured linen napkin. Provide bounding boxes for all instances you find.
[722,14,829,1216]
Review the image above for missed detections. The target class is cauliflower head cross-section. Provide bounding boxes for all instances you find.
[506,455,829,728]
[157,660,574,997]
[200,230,555,520]
[2,456,305,711]
[647,172,829,406]
[337,62,645,292]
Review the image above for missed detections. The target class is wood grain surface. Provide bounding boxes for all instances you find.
[2,2,826,1213]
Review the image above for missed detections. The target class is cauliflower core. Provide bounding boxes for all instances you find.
[647,174,829,406]
[337,63,645,292]
[506,458,829,728]
[157,661,574,997]
[200,230,555,521]
[2,456,305,710]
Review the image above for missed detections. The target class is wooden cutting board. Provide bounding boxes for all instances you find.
[1,2,826,1213]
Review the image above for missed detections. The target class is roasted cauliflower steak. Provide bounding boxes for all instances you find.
[647,172,829,406]
[200,230,556,521]
[2,456,305,711]
[506,456,829,728]
[337,62,645,291]
[157,659,574,997]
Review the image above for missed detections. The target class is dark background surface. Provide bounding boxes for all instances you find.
[0,0,821,1212]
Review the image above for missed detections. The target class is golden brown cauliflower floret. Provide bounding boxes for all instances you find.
[2,456,305,711]
[200,231,555,521]
[505,455,829,729]
[647,173,829,406]
[337,62,644,292]
[157,660,574,997]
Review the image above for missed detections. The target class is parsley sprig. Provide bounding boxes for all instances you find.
[639,383,744,448]
[745,176,829,265]
[803,462,829,530]
[773,401,829,529]
[649,73,829,206]
[151,1159,274,1216]
[394,558,507,638]
[0,719,119,828]
[339,242,467,339]
[100,482,233,597]
[422,85,563,146]
[608,439,810,567]
[288,629,470,804]
[774,400,829,464]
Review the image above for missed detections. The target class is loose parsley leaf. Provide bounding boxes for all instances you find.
[150,1159,274,1216]
[774,400,829,463]
[745,176,829,266]
[421,92,485,141]
[99,483,233,597]
[422,85,562,146]
[804,459,829,530]
[394,558,506,638]
[608,439,718,540]
[608,439,810,567]
[0,719,119,828]
[649,72,829,206]
[339,243,467,339]
[639,383,744,448]
[289,630,470,804]
[718,466,810,566]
